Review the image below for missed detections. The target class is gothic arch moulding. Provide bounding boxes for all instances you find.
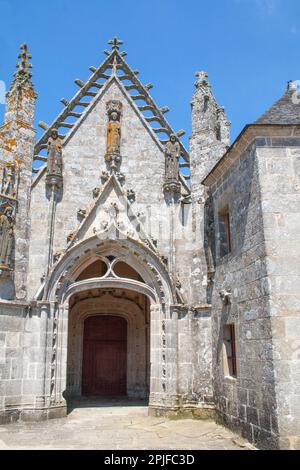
[39,235,178,306]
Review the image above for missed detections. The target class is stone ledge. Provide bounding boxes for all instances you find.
[149,404,216,420]
[0,405,67,425]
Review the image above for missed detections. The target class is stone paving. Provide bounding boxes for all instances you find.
[0,400,254,450]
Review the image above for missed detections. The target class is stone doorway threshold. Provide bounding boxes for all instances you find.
[67,396,149,414]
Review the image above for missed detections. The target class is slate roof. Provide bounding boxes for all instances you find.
[256,83,300,125]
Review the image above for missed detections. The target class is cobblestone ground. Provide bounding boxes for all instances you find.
[0,400,254,450]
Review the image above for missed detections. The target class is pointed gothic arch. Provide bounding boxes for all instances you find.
[40,235,177,307]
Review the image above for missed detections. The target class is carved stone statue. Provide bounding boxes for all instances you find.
[165,134,180,181]
[1,164,16,198]
[0,206,14,268]
[105,101,122,171]
[47,128,63,177]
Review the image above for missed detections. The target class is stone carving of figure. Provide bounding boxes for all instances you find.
[0,206,14,268]
[1,164,16,197]
[106,111,121,155]
[165,134,180,181]
[105,101,122,172]
[47,128,63,177]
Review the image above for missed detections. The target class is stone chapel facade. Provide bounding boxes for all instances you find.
[0,39,300,450]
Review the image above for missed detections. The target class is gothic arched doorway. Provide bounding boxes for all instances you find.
[42,236,178,412]
[66,287,151,400]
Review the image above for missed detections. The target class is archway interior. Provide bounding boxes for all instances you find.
[66,287,150,400]
[76,260,108,281]
[74,258,145,284]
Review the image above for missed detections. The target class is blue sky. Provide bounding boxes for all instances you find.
[0,0,299,146]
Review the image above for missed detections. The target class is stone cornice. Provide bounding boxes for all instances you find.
[0,299,29,308]
[202,124,300,186]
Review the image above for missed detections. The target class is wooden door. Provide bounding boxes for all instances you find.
[82,316,127,396]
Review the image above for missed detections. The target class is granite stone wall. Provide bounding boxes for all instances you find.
[257,142,300,449]
[0,301,65,423]
[209,137,300,449]
[209,140,278,449]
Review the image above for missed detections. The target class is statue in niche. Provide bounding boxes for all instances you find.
[105,100,122,171]
[47,128,63,177]
[0,206,14,268]
[165,134,180,181]
[1,164,16,198]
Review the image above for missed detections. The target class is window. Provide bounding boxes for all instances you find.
[223,324,237,378]
[218,206,232,257]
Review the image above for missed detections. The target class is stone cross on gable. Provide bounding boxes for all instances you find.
[108,37,123,50]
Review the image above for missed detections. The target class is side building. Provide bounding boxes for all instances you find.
[203,82,300,450]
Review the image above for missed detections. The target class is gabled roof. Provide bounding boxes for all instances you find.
[33,37,190,188]
[256,82,300,125]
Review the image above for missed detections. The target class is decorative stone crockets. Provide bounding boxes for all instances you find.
[163,134,181,195]
[105,100,123,174]
[46,128,63,188]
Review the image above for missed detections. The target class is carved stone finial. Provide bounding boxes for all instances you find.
[287,80,297,91]
[108,37,123,51]
[12,43,33,89]
[195,71,210,89]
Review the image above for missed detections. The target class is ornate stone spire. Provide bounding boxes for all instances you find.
[5,43,36,125]
[11,43,33,89]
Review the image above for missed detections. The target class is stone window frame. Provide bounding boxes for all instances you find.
[222,323,237,379]
[218,205,232,256]
[214,186,234,263]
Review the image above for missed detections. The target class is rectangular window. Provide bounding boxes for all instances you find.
[223,324,237,378]
[218,206,232,256]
